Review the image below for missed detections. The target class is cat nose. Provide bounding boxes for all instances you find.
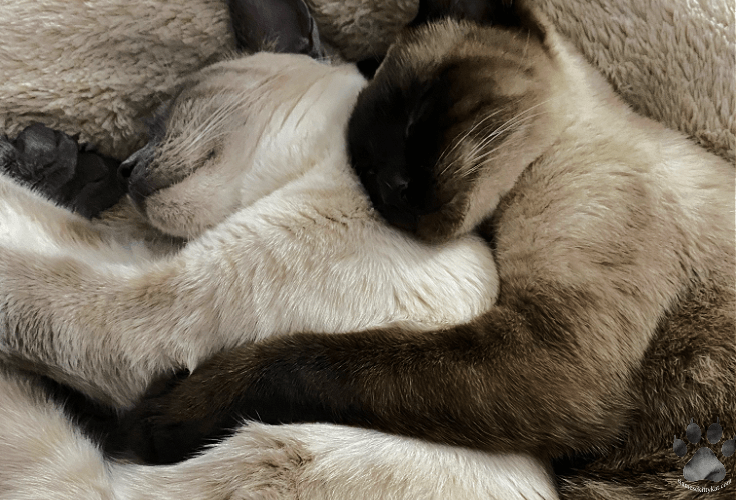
[118,145,152,184]
[376,169,410,207]
[117,156,136,185]
[119,146,157,209]
[372,169,421,230]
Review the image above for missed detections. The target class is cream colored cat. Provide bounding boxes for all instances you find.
[0,50,556,499]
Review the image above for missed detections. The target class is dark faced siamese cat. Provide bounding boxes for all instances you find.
[114,0,735,494]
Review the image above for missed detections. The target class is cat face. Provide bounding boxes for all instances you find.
[120,54,364,239]
[348,4,572,243]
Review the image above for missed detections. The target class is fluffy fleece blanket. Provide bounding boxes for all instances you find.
[0,0,735,163]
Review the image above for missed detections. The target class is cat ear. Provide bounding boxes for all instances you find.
[409,0,547,43]
[226,0,324,58]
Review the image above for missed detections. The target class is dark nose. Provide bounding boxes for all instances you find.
[376,169,410,207]
[117,156,136,186]
[371,169,422,230]
[119,145,156,209]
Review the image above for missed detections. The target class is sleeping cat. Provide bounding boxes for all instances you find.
[0,0,561,498]
[114,0,736,497]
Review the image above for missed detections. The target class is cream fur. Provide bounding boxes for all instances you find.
[0,0,233,160]
[0,0,734,499]
[0,54,501,405]
[0,53,556,499]
[0,370,556,500]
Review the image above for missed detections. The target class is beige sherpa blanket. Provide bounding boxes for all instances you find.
[0,0,735,164]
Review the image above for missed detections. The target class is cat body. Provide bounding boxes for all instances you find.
[0,54,499,405]
[0,49,557,498]
[119,1,736,498]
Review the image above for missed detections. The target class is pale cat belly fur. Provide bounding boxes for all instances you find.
[0,53,556,499]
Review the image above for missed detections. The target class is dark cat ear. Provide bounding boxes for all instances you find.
[226,0,324,58]
[356,56,385,80]
[409,0,546,42]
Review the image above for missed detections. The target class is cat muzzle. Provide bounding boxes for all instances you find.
[119,144,162,210]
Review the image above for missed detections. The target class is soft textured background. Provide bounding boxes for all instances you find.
[0,0,735,163]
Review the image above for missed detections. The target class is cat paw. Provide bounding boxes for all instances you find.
[2,124,125,218]
[0,135,18,173]
[673,418,735,482]
[4,123,78,189]
[105,369,234,465]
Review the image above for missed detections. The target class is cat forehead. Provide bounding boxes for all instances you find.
[388,19,549,76]
[162,53,360,128]
[180,53,339,96]
[153,54,337,135]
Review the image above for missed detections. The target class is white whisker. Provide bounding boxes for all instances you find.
[437,96,559,178]
[436,106,510,167]
[450,108,552,180]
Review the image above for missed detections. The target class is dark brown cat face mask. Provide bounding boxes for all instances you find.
[347,0,565,243]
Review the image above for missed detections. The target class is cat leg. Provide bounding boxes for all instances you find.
[0,170,166,267]
[0,125,174,257]
[111,198,698,460]
[116,422,558,500]
[0,174,497,406]
[0,368,114,500]
[0,367,558,499]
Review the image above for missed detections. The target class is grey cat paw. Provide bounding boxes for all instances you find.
[2,124,125,218]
